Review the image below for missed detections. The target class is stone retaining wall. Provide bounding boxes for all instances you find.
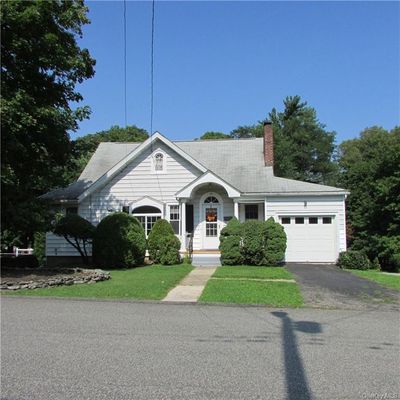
[1,269,110,291]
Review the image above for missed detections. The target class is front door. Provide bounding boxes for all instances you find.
[202,203,221,249]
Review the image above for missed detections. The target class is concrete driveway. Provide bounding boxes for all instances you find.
[2,297,400,400]
[286,263,399,310]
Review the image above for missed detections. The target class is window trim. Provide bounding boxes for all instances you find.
[151,149,167,174]
[168,203,180,235]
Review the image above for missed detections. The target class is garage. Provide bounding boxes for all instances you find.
[280,215,337,263]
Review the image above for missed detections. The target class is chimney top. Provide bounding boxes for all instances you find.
[263,122,274,168]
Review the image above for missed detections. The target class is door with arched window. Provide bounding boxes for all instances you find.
[202,195,222,249]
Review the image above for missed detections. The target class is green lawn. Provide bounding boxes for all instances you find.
[199,265,302,307]
[199,279,303,307]
[346,270,400,291]
[213,265,293,280]
[2,264,193,300]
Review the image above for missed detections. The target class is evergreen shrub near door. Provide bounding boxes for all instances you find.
[147,219,181,265]
[263,218,287,264]
[241,220,265,265]
[93,213,146,268]
[219,218,287,266]
[219,218,243,265]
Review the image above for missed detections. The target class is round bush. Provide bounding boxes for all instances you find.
[157,235,181,265]
[241,220,265,265]
[147,219,181,265]
[93,212,146,268]
[219,235,243,265]
[263,218,287,264]
[220,217,242,241]
[337,250,371,270]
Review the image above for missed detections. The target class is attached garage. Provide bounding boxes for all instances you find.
[280,215,337,263]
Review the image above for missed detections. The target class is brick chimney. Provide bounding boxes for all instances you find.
[263,121,274,167]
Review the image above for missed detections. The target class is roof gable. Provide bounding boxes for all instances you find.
[77,132,207,201]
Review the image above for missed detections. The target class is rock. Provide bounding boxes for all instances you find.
[8,285,21,290]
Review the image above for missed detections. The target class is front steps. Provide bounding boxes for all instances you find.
[191,253,221,267]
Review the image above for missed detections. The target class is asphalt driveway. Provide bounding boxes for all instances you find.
[286,263,399,310]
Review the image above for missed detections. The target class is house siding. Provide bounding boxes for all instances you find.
[46,143,201,258]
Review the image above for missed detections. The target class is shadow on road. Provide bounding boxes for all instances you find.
[272,311,322,400]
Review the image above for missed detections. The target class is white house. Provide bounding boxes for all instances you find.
[42,123,348,265]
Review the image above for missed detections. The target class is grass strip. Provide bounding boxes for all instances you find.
[199,279,303,307]
[213,266,293,280]
[346,270,400,291]
[2,264,193,300]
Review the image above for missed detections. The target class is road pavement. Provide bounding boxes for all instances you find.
[1,297,399,400]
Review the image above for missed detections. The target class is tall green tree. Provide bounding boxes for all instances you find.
[230,124,264,139]
[228,96,337,185]
[198,131,230,140]
[339,127,400,271]
[65,125,149,182]
[1,0,95,247]
[269,96,337,184]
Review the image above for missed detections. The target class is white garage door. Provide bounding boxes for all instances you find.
[280,216,337,263]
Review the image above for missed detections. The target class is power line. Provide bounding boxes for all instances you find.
[123,0,127,128]
[150,0,155,137]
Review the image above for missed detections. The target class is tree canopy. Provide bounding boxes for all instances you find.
[198,131,230,140]
[339,126,400,271]
[1,0,95,246]
[269,96,337,184]
[197,96,338,185]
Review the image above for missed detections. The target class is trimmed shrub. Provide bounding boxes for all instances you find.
[33,232,46,266]
[263,218,287,264]
[220,217,242,241]
[219,218,243,265]
[53,214,95,265]
[147,219,181,265]
[157,235,181,265]
[241,220,265,265]
[220,235,243,265]
[93,212,146,268]
[337,250,371,270]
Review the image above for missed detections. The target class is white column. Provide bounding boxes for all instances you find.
[264,197,268,220]
[234,200,239,219]
[181,200,186,251]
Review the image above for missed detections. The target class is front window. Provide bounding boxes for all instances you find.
[245,204,258,220]
[132,205,162,236]
[204,196,219,204]
[169,205,180,234]
[205,208,218,237]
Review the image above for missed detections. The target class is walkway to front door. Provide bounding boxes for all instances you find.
[162,267,217,303]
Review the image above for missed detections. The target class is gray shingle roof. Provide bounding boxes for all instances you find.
[41,137,346,201]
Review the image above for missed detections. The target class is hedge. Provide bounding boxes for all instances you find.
[263,217,287,264]
[241,220,265,266]
[219,218,287,266]
[93,212,146,268]
[337,250,371,270]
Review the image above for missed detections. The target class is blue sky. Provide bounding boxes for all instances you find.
[74,1,399,143]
